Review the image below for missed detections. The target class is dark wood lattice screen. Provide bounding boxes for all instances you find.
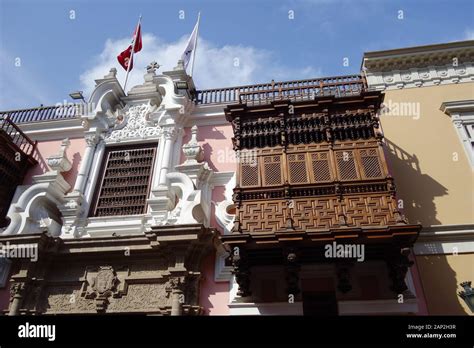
[288,154,309,184]
[92,145,157,217]
[310,152,332,182]
[359,148,383,178]
[240,162,259,187]
[240,151,259,187]
[262,155,283,186]
[336,150,359,181]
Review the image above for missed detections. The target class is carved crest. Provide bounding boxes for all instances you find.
[92,266,117,295]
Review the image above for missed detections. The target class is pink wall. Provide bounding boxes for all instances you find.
[199,253,230,315]
[181,125,234,315]
[25,137,86,190]
[181,124,237,172]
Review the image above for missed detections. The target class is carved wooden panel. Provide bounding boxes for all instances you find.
[238,194,398,233]
[240,201,287,233]
[291,198,340,230]
[344,195,397,226]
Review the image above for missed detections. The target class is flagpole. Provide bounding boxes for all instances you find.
[124,15,142,92]
[190,12,200,77]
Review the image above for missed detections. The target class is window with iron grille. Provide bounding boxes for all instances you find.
[288,153,309,184]
[91,144,157,217]
[359,148,383,178]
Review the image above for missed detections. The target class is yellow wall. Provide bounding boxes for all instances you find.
[380,83,474,226]
[416,253,474,315]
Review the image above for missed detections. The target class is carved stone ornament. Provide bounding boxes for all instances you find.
[82,266,121,313]
[147,61,161,73]
[106,103,162,141]
[46,138,72,172]
[93,266,118,295]
[182,125,204,163]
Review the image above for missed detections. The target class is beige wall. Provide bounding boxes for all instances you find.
[416,253,474,315]
[380,83,474,226]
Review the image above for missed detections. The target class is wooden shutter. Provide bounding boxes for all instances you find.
[239,151,260,187]
[335,150,359,181]
[262,155,283,186]
[359,148,383,178]
[310,152,332,182]
[288,153,309,184]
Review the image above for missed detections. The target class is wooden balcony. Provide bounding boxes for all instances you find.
[0,116,37,227]
[195,75,366,106]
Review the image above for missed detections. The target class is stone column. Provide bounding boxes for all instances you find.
[8,282,26,316]
[171,288,184,316]
[158,126,177,186]
[74,133,99,193]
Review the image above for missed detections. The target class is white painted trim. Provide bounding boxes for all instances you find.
[84,215,148,237]
[338,299,418,315]
[17,118,85,141]
[209,171,235,187]
[440,100,474,168]
[82,140,106,217]
[228,301,303,315]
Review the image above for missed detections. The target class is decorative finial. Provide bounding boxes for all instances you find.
[182,125,204,163]
[47,138,72,172]
[174,59,185,71]
[105,68,117,78]
[146,61,160,73]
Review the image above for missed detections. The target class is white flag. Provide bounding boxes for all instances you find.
[181,13,200,72]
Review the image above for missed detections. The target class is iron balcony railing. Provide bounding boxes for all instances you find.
[0,104,78,124]
[195,75,367,106]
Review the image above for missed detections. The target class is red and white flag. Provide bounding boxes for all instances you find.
[117,21,142,71]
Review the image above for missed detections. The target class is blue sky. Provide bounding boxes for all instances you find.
[0,0,473,110]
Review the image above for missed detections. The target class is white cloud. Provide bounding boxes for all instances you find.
[465,29,474,40]
[79,33,321,97]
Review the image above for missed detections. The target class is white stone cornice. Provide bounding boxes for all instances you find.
[365,62,474,91]
[414,224,474,255]
[440,100,474,114]
[15,118,84,141]
[363,40,474,71]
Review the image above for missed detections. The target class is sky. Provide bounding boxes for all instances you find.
[0,0,473,110]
